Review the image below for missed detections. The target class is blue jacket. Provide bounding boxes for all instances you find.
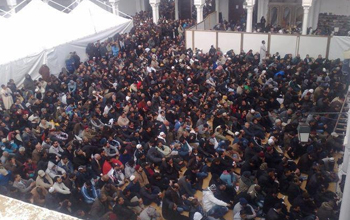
[112,45,119,57]
[57,160,74,174]
[0,171,11,186]
[220,172,238,187]
[81,184,97,204]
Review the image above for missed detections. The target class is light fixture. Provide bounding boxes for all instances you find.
[297,122,310,143]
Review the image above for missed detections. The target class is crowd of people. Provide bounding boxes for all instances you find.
[213,15,350,36]
[0,2,348,220]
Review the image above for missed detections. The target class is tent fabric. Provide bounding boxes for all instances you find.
[329,36,350,60]
[0,0,71,65]
[69,0,131,37]
[0,0,133,86]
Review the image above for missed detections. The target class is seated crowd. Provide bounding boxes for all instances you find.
[0,4,346,220]
[213,16,349,36]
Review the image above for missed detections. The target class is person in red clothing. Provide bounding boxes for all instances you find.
[102,156,124,176]
[23,158,37,179]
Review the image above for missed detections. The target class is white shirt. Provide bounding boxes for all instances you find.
[233,203,256,219]
[202,189,228,212]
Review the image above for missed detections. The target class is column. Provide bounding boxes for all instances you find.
[194,0,205,24]
[302,0,313,35]
[338,107,350,220]
[340,110,350,174]
[215,0,219,23]
[109,0,120,16]
[115,0,120,16]
[245,0,255,33]
[262,0,269,19]
[257,0,263,23]
[308,3,314,31]
[6,0,17,15]
[340,158,350,220]
[150,0,160,24]
[313,0,321,30]
[175,0,179,20]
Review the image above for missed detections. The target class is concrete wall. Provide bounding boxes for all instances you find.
[319,0,350,16]
[219,0,229,22]
[119,0,138,16]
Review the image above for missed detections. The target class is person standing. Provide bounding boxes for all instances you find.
[260,40,267,64]
[261,16,266,30]
[0,85,13,110]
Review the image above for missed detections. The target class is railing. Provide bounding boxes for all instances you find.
[189,11,217,30]
[333,89,350,133]
[47,0,75,12]
[0,0,29,17]
[0,0,133,19]
[91,0,133,19]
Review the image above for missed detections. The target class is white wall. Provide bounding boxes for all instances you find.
[218,32,241,54]
[219,0,229,22]
[298,36,328,59]
[270,35,298,57]
[194,31,216,52]
[319,0,350,16]
[119,0,138,16]
[186,30,193,50]
[186,31,348,60]
[243,33,268,53]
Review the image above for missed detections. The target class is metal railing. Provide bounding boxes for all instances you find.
[0,0,133,19]
[91,0,132,19]
[188,11,217,30]
[0,0,29,17]
[47,0,75,12]
[333,88,350,133]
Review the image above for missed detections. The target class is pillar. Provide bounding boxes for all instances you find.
[175,0,179,20]
[215,0,219,23]
[194,0,205,23]
[109,0,120,16]
[150,0,160,24]
[338,108,350,220]
[340,156,350,220]
[312,0,321,30]
[6,0,17,15]
[136,0,144,12]
[302,0,313,35]
[262,0,269,19]
[245,0,255,33]
[308,2,314,31]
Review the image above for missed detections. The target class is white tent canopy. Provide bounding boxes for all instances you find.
[0,0,133,86]
[69,0,131,37]
[0,0,72,65]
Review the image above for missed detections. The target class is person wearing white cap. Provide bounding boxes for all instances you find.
[301,89,314,99]
[326,132,343,152]
[125,174,141,194]
[246,109,260,123]
[45,187,60,210]
[36,169,53,189]
[135,145,146,166]
[202,184,229,218]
